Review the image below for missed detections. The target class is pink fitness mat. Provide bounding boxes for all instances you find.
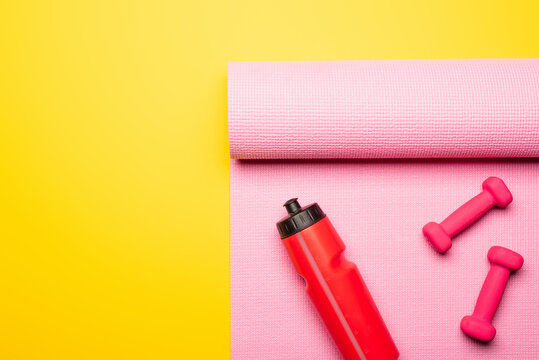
[228,59,539,359]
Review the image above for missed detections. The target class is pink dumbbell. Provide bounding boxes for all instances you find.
[423,177,512,253]
[461,246,524,342]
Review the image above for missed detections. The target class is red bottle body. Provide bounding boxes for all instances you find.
[282,217,399,360]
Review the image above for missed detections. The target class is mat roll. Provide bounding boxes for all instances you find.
[228,59,539,159]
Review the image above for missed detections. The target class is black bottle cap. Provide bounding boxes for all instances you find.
[276,198,326,239]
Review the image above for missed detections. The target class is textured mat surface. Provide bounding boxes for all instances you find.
[229,60,539,359]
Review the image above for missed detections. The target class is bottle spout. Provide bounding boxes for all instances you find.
[284,198,301,214]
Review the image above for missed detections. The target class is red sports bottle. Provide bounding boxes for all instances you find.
[277,199,399,360]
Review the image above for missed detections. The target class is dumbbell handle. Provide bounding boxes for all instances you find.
[471,264,510,322]
[440,191,495,237]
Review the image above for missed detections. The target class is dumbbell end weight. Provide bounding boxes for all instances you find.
[488,246,523,271]
[460,315,496,342]
[423,222,451,254]
[482,177,513,208]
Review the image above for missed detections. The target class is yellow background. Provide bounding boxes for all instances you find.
[1,1,538,358]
